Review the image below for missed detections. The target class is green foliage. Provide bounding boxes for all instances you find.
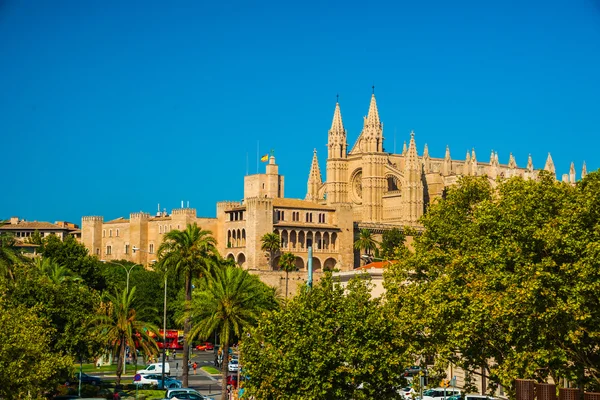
[187,265,277,395]
[25,230,43,245]
[0,300,72,399]
[241,274,409,399]
[380,228,407,259]
[279,251,296,299]
[353,228,378,257]
[384,172,600,392]
[0,232,29,281]
[41,235,106,290]
[93,287,160,385]
[7,262,104,361]
[261,232,281,270]
[156,223,218,386]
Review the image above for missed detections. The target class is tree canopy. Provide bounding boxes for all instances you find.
[241,273,409,399]
[384,172,600,393]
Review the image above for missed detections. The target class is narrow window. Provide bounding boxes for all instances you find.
[106,245,112,255]
[109,229,112,237]
[125,244,130,254]
[159,226,162,234]
[116,229,119,237]
[103,230,106,237]
[149,243,154,253]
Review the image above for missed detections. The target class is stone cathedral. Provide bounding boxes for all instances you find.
[305,92,586,227]
[82,92,587,275]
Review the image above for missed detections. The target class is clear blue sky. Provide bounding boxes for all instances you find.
[2,0,599,224]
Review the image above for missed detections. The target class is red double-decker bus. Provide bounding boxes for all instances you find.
[151,329,184,350]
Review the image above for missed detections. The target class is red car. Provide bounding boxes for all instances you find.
[195,342,214,351]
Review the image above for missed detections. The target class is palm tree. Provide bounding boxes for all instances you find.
[353,229,378,262]
[94,287,159,386]
[278,252,297,299]
[187,265,276,396]
[0,232,28,281]
[261,233,281,270]
[157,223,218,387]
[34,257,81,285]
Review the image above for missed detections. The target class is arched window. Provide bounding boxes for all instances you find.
[159,226,162,234]
[116,229,119,237]
[106,245,112,255]
[109,229,112,237]
[149,244,154,253]
[102,230,106,238]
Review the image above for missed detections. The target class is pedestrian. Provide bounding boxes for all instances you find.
[214,354,218,367]
[192,361,197,375]
[188,360,192,370]
[166,349,170,361]
[173,350,176,359]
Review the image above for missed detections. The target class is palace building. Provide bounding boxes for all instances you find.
[81,92,586,271]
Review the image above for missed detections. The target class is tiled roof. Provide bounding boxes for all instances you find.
[0,221,67,230]
[272,198,334,210]
[105,217,129,224]
[356,260,397,270]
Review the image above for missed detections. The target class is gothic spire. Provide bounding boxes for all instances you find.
[308,148,322,183]
[365,93,380,127]
[405,131,419,171]
[544,153,555,175]
[582,161,587,179]
[527,154,533,172]
[445,145,451,160]
[490,150,496,165]
[508,153,517,169]
[330,101,345,134]
[402,141,407,155]
[306,149,323,202]
[569,162,576,183]
[327,101,347,159]
[423,144,429,158]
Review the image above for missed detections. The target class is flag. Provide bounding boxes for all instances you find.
[260,153,269,162]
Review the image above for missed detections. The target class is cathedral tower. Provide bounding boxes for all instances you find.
[325,101,349,204]
[402,132,424,225]
[358,93,386,222]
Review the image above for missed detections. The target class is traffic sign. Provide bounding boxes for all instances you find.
[134,374,141,382]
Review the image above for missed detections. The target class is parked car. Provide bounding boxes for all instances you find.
[399,386,416,399]
[136,362,170,375]
[133,373,181,389]
[163,388,214,400]
[421,388,461,400]
[228,359,240,372]
[73,372,102,386]
[195,342,214,351]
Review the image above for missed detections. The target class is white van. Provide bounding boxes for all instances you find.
[136,362,170,375]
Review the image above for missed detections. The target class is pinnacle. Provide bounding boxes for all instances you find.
[582,161,587,178]
[365,93,380,127]
[445,145,451,160]
[544,153,555,173]
[330,102,345,134]
[308,149,322,183]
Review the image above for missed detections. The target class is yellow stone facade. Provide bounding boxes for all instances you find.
[82,92,585,272]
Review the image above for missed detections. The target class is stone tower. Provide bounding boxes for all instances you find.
[325,101,349,204]
[356,93,386,222]
[306,149,324,202]
[402,132,424,225]
[81,216,103,257]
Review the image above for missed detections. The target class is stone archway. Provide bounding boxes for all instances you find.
[226,253,235,260]
[273,255,281,270]
[295,257,305,270]
[312,257,322,271]
[323,257,337,271]
[237,253,246,268]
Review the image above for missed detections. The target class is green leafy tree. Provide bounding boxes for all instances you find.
[41,235,106,290]
[187,265,277,396]
[0,232,28,281]
[384,172,600,393]
[261,232,281,270]
[157,223,218,387]
[0,301,72,399]
[353,228,378,260]
[93,287,159,386]
[278,251,296,299]
[34,257,81,285]
[25,229,43,245]
[241,274,409,399]
[380,228,406,259]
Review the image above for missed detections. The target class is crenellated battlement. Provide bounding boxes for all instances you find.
[130,212,151,220]
[171,208,197,216]
[82,216,103,222]
[217,201,243,210]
